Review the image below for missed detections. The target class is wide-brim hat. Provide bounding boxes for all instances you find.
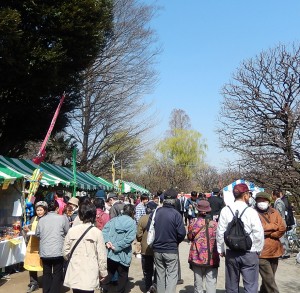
[195,200,211,212]
[68,197,79,206]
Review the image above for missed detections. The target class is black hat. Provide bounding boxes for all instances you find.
[164,188,177,200]
[147,201,158,211]
[212,188,220,194]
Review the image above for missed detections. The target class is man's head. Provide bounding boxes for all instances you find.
[153,195,159,204]
[272,189,283,200]
[212,187,220,196]
[56,190,63,198]
[107,192,118,205]
[146,201,158,214]
[191,191,197,199]
[141,193,149,205]
[255,192,271,211]
[163,188,177,206]
[47,199,59,212]
[233,183,250,203]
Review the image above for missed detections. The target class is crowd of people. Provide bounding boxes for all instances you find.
[21,184,297,293]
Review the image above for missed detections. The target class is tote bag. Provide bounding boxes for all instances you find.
[147,208,157,246]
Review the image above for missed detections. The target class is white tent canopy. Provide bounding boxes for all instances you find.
[222,179,264,206]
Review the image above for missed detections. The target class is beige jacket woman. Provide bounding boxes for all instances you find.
[63,223,107,291]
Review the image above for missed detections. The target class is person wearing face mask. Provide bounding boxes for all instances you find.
[255,192,286,293]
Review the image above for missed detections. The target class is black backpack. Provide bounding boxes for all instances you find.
[285,206,295,231]
[282,195,295,230]
[224,206,252,252]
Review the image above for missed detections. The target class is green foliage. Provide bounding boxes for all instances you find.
[0,0,113,156]
[158,128,206,168]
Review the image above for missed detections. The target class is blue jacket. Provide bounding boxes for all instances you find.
[102,214,136,267]
[148,204,186,253]
[185,198,199,218]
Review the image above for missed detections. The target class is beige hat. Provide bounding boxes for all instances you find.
[68,197,79,206]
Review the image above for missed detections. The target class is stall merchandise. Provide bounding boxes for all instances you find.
[0,236,26,268]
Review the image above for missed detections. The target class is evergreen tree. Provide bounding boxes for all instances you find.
[0,0,112,156]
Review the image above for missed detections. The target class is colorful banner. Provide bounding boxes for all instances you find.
[32,94,66,165]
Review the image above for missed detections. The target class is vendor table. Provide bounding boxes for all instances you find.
[0,236,26,268]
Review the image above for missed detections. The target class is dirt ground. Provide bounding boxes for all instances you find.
[0,237,299,293]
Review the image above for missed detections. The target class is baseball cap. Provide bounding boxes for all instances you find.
[233,183,249,198]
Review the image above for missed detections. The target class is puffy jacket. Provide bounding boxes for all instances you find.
[256,207,285,258]
[188,217,219,268]
[102,214,136,267]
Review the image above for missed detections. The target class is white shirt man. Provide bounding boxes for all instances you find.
[217,183,264,293]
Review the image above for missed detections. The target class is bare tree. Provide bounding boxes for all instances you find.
[217,43,300,203]
[67,0,160,175]
[168,108,191,136]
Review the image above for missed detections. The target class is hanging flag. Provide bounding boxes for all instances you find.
[72,148,77,197]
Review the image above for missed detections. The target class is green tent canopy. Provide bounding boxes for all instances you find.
[115,179,150,194]
[95,176,115,191]
[0,161,23,184]
[0,156,67,187]
[0,156,107,190]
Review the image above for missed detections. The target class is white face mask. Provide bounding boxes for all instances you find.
[257,202,269,211]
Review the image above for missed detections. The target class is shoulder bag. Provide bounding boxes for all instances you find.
[147,208,158,246]
[64,225,94,278]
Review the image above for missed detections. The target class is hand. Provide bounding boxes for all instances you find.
[106,241,115,250]
[219,252,225,257]
[100,277,106,282]
[23,225,30,232]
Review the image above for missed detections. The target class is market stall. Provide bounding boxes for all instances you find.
[115,179,151,194]
[0,236,26,268]
[222,179,264,205]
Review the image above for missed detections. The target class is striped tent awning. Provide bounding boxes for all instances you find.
[127,181,150,194]
[0,156,67,186]
[0,156,107,190]
[115,179,150,194]
[95,176,115,191]
[0,161,23,184]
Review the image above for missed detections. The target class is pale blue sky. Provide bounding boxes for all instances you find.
[145,0,300,169]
